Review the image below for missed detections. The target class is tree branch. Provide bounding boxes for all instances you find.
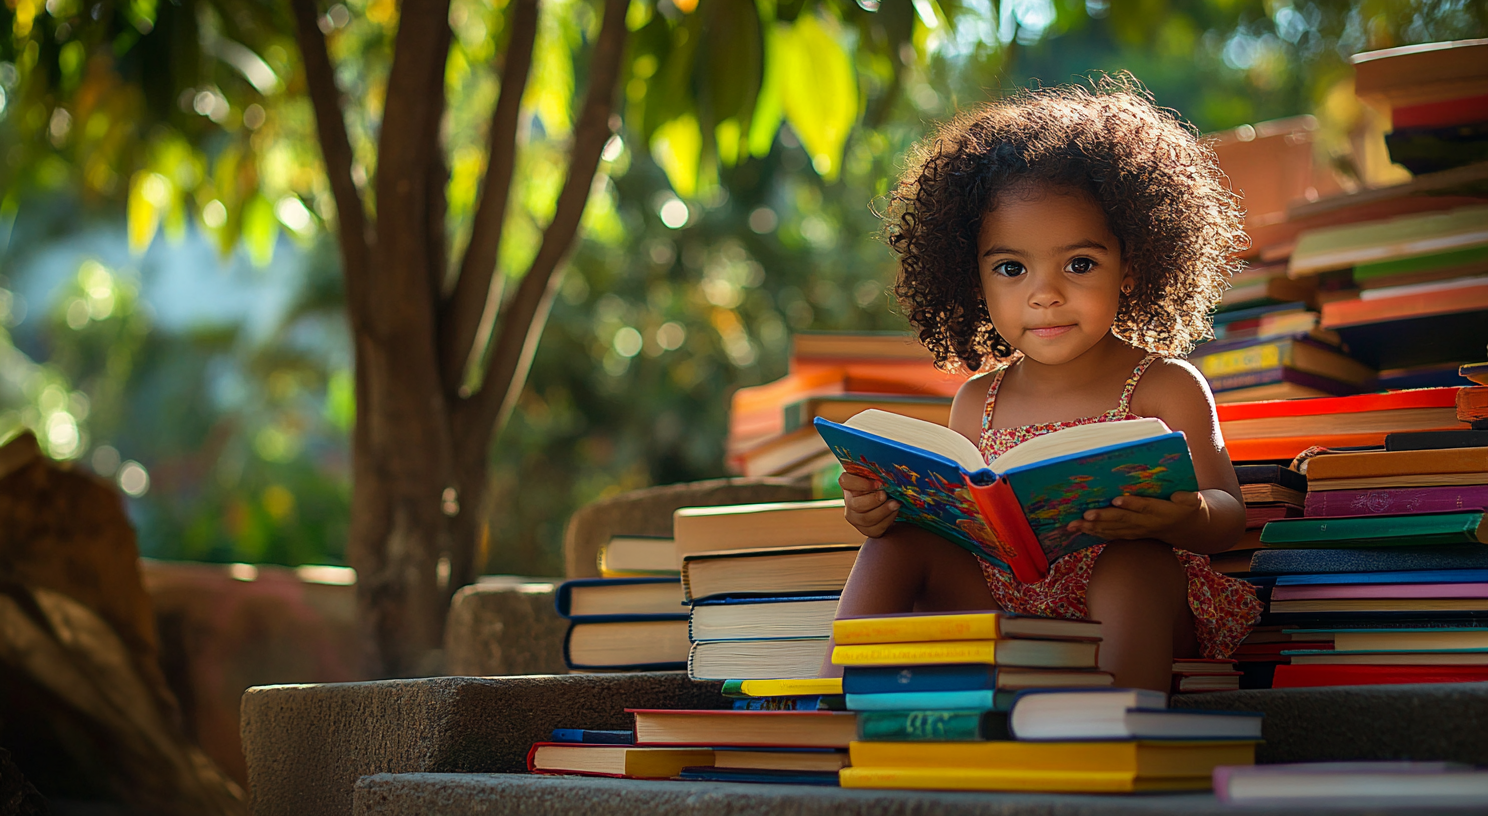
[464,0,627,435]
[440,0,540,395]
[290,0,372,325]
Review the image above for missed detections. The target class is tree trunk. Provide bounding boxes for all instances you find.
[291,0,627,676]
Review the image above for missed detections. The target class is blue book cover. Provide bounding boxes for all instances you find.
[1276,569,1488,587]
[845,689,1008,712]
[1249,546,1488,576]
[549,729,633,744]
[841,664,1001,694]
[677,768,840,786]
[814,415,1196,582]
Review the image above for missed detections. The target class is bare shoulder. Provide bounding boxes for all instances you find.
[948,369,999,442]
[1131,357,1213,410]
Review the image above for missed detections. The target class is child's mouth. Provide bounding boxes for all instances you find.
[1027,324,1076,338]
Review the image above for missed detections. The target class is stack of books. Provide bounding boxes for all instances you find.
[1193,302,1374,403]
[1354,39,1488,177]
[726,332,963,479]
[1246,435,1488,688]
[1171,658,1242,693]
[597,535,678,578]
[841,687,1262,792]
[554,574,689,672]
[674,499,862,681]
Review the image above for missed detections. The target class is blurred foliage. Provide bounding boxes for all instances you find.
[2,0,1485,575]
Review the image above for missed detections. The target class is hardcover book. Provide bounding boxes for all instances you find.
[830,611,1100,645]
[856,709,1009,742]
[814,411,1196,583]
[525,744,712,778]
[849,738,1255,777]
[1258,510,1487,548]
[841,664,1113,695]
[1304,485,1488,517]
[1248,546,1488,575]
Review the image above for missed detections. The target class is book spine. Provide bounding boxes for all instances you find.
[856,710,1008,741]
[1248,546,1488,575]
[1304,486,1488,517]
[832,615,1001,645]
[964,476,1048,583]
[841,665,1000,694]
[845,689,999,712]
[833,641,997,666]
[1259,512,1485,546]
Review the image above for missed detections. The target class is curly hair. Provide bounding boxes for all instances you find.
[885,76,1247,372]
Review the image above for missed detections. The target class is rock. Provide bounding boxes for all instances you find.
[443,580,567,676]
[562,478,812,579]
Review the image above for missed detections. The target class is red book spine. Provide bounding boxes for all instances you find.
[1215,387,1461,422]
[1305,485,1488,517]
[964,475,1049,584]
[1272,664,1488,688]
[1391,93,1488,129]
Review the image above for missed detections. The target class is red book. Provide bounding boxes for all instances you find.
[1320,281,1488,328]
[1215,387,1462,422]
[1391,92,1488,129]
[1273,663,1488,688]
[1305,484,1488,517]
[1217,388,1465,462]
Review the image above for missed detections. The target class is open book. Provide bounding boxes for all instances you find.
[814,411,1197,583]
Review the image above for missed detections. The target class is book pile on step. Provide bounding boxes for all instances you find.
[1354,39,1488,178]
[554,572,689,672]
[726,331,962,480]
[675,500,862,681]
[1194,300,1374,403]
[1244,428,1488,688]
[1210,464,1309,576]
[1171,658,1241,693]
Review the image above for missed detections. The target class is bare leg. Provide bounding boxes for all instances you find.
[1085,539,1199,692]
[819,525,998,677]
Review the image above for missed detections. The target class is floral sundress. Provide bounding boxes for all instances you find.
[976,353,1262,659]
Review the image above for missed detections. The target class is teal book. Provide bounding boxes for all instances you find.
[856,709,1010,741]
[814,411,1197,583]
[1259,511,1488,548]
[845,689,1013,712]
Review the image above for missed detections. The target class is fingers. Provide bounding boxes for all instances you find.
[857,499,901,532]
[839,472,882,493]
[844,488,897,515]
[1110,495,1164,513]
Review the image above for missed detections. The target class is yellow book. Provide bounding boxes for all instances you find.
[839,766,1212,793]
[737,678,843,697]
[831,638,1098,668]
[849,740,1255,777]
[832,612,1099,645]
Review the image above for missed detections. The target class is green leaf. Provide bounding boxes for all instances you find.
[777,14,857,180]
[241,193,278,267]
[747,24,785,158]
[652,114,702,198]
[702,0,763,126]
[126,171,162,255]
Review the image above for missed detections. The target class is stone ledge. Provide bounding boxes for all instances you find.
[241,673,726,816]
[1172,682,1488,764]
[350,774,1482,816]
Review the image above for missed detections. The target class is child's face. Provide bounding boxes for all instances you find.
[976,184,1132,366]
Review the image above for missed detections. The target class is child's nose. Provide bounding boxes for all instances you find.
[1026,269,1065,308]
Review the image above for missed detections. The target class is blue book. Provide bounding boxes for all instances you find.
[549,729,633,744]
[554,577,687,622]
[1276,569,1488,587]
[676,767,840,786]
[839,664,1113,695]
[1249,546,1488,576]
[815,412,1196,582]
[845,689,1011,712]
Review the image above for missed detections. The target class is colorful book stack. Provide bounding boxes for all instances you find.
[1194,302,1374,403]
[1209,464,1308,576]
[1354,39,1488,177]
[1246,434,1488,688]
[673,499,862,681]
[841,685,1262,793]
[1171,658,1241,693]
[726,331,964,480]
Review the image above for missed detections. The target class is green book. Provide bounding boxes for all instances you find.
[1259,510,1488,548]
[1353,244,1488,281]
[856,710,1010,742]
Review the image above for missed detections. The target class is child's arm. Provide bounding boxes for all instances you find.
[1067,359,1244,555]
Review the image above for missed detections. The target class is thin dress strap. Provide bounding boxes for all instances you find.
[980,365,1013,435]
[1117,353,1161,415]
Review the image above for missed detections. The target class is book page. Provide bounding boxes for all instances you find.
[990,418,1172,472]
[844,409,985,471]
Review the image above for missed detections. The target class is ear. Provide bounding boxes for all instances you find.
[1119,261,1135,296]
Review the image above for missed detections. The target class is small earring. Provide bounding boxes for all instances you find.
[1120,282,1134,295]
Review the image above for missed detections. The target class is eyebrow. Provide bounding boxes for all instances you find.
[981,239,1110,258]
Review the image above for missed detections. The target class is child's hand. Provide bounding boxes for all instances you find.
[1067,491,1206,541]
[840,471,901,539]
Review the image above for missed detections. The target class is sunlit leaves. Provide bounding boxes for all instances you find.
[241,193,279,266]
[775,13,858,180]
[127,171,170,254]
[653,114,703,197]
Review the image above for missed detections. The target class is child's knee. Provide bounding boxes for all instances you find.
[1091,539,1184,593]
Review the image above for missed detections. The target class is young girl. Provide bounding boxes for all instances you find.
[829,79,1263,692]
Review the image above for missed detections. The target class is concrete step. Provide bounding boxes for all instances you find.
[242,676,1488,816]
[350,773,1483,816]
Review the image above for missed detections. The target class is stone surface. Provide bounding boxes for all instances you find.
[241,673,727,816]
[443,581,567,677]
[351,774,1481,816]
[1173,682,1488,764]
[563,478,811,578]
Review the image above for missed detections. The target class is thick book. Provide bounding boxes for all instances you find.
[1304,485,1488,517]
[596,536,678,576]
[1288,204,1488,277]
[687,637,828,681]
[815,411,1196,583]
[841,664,1112,695]
[784,393,951,433]
[1386,429,1488,451]
[1011,706,1262,742]
[1352,39,1488,107]
[856,709,1009,742]
[1463,387,1488,421]
[680,543,859,602]
[1306,445,1488,483]
[830,611,1100,646]
[672,501,862,565]
[1210,369,1361,403]
[688,595,838,642]
[1214,761,1488,806]
[1295,628,1488,651]
[554,577,685,620]
[1272,663,1488,687]
[1259,510,1487,548]
[1005,689,1156,737]
[849,739,1254,777]
[525,743,712,778]
[1322,278,1488,328]
[563,618,690,671]
[1251,546,1488,575]
[1235,464,1308,492]
[629,709,858,748]
[830,638,1099,669]
[1191,334,1373,386]
[838,766,1214,793]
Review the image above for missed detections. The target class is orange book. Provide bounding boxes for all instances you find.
[1461,386,1488,421]
[1320,280,1488,328]
[1306,446,1488,481]
[1217,389,1467,462]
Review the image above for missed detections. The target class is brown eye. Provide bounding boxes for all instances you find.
[1066,257,1095,274]
[993,261,1025,278]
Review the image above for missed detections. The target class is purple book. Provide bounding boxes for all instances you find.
[1305,485,1488,518]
